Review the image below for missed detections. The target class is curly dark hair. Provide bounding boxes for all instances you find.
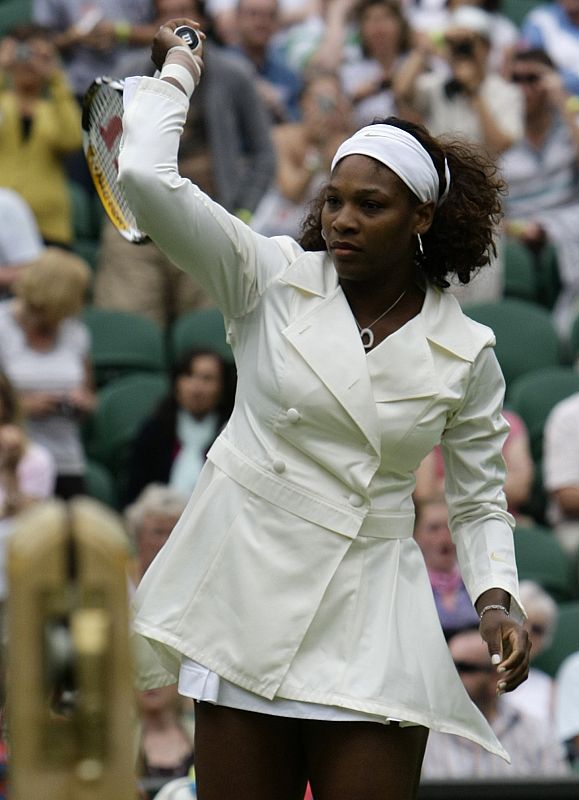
[298,116,507,288]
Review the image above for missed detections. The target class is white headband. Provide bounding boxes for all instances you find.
[330,124,451,206]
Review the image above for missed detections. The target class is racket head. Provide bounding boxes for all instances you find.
[81,77,148,244]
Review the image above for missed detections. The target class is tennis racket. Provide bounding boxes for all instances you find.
[81,25,201,244]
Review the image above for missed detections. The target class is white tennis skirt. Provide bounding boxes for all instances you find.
[178,657,413,725]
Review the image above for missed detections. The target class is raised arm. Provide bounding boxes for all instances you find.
[118,21,295,319]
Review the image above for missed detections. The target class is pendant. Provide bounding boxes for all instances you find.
[359,328,374,350]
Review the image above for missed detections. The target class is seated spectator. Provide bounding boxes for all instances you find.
[0,189,44,300]
[0,370,56,603]
[555,650,579,768]
[251,70,354,238]
[95,0,276,328]
[413,495,479,638]
[125,349,235,505]
[520,0,579,96]
[32,0,157,100]
[230,0,302,123]
[340,0,411,127]
[415,409,534,520]
[501,47,579,339]
[0,24,82,246]
[421,627,570,777]
[503,580,558,728]
[394,5,524,155]
[137,683,195,781]
[125,484,190,583]
[543,390,579,560]
[0,249,95,500]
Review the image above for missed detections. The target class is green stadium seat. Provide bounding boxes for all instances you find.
[514,524,575,602]
[464,298,562,397]
[501,0,542,27]
[83,307,167,387]
[84,372,169,501]
[170,307,233,365]
[508,366,579,462]
[570,313,579,365]
[84,459,118,509]
[503,238,539,304]
[0,0,33,37]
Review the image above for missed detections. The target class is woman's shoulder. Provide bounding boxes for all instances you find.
[425,287,496,360]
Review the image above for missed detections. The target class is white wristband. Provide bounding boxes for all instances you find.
[160,62,197,98]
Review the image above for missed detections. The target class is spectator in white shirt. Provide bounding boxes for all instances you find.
[421,627,570,778]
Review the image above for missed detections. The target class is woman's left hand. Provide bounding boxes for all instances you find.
[479,610,531,694]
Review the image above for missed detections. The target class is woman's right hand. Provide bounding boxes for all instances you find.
[151,18,204,71]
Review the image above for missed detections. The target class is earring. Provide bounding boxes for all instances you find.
[321,230,327,241]
[417,233,424,256]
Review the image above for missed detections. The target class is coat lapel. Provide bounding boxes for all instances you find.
[282,282,382,454]
[279,255,492,453]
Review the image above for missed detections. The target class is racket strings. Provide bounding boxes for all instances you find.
[85,84,143,239]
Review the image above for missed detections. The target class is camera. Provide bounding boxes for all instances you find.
[448,38,475,58]
[57,399,77,419]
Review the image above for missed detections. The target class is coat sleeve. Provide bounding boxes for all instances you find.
[118,77,297,319]
[440,345,524,621]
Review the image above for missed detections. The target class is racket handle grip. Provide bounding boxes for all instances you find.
[174,25,202,53]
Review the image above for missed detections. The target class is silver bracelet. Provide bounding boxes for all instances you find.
[479,604,509,620]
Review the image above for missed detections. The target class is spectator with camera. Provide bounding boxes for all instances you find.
[251,69,354,237]
[394,5,523,156]
[0,248,95,500]
[0,24,82,247]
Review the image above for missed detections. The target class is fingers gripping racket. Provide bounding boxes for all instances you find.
[81,26,201,244]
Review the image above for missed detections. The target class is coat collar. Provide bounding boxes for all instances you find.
[279,252,494,363]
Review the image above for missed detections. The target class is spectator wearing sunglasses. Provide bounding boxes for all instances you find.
[421,626,569,778]
[501,47,579,339]
[502,580,559,729]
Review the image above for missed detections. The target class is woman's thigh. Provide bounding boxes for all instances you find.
[302,720,429,800]
[193,702,309,800]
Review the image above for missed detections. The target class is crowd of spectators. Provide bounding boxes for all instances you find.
[1,0,579,797]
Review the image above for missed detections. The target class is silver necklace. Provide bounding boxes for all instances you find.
[354,290,406,350]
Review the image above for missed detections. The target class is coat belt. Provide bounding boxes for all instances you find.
[207,438,415,541]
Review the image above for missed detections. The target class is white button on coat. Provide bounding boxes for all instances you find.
[286,408,301,423]
[272,459,286,474]
[348,493,364,508]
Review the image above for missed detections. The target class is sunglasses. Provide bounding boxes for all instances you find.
[454,660,494,674]
[511,72,542,85]
[530,623,546,636]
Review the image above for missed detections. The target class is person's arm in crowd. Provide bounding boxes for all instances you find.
[66,357,97,416]
[47,68,83,152]
[553,485,579,517]
[542,67,579,164]
[392,35,432,121]
[309,0,355,72]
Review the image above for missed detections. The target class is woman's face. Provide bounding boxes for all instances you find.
[175,354,224,419]
[360,4,403,55]
[414,502,457,573]
[137,683,181,714]
[20,301,62,338]
[321,154,431,288]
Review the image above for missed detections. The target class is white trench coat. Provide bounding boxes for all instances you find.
[120,78,524,760]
